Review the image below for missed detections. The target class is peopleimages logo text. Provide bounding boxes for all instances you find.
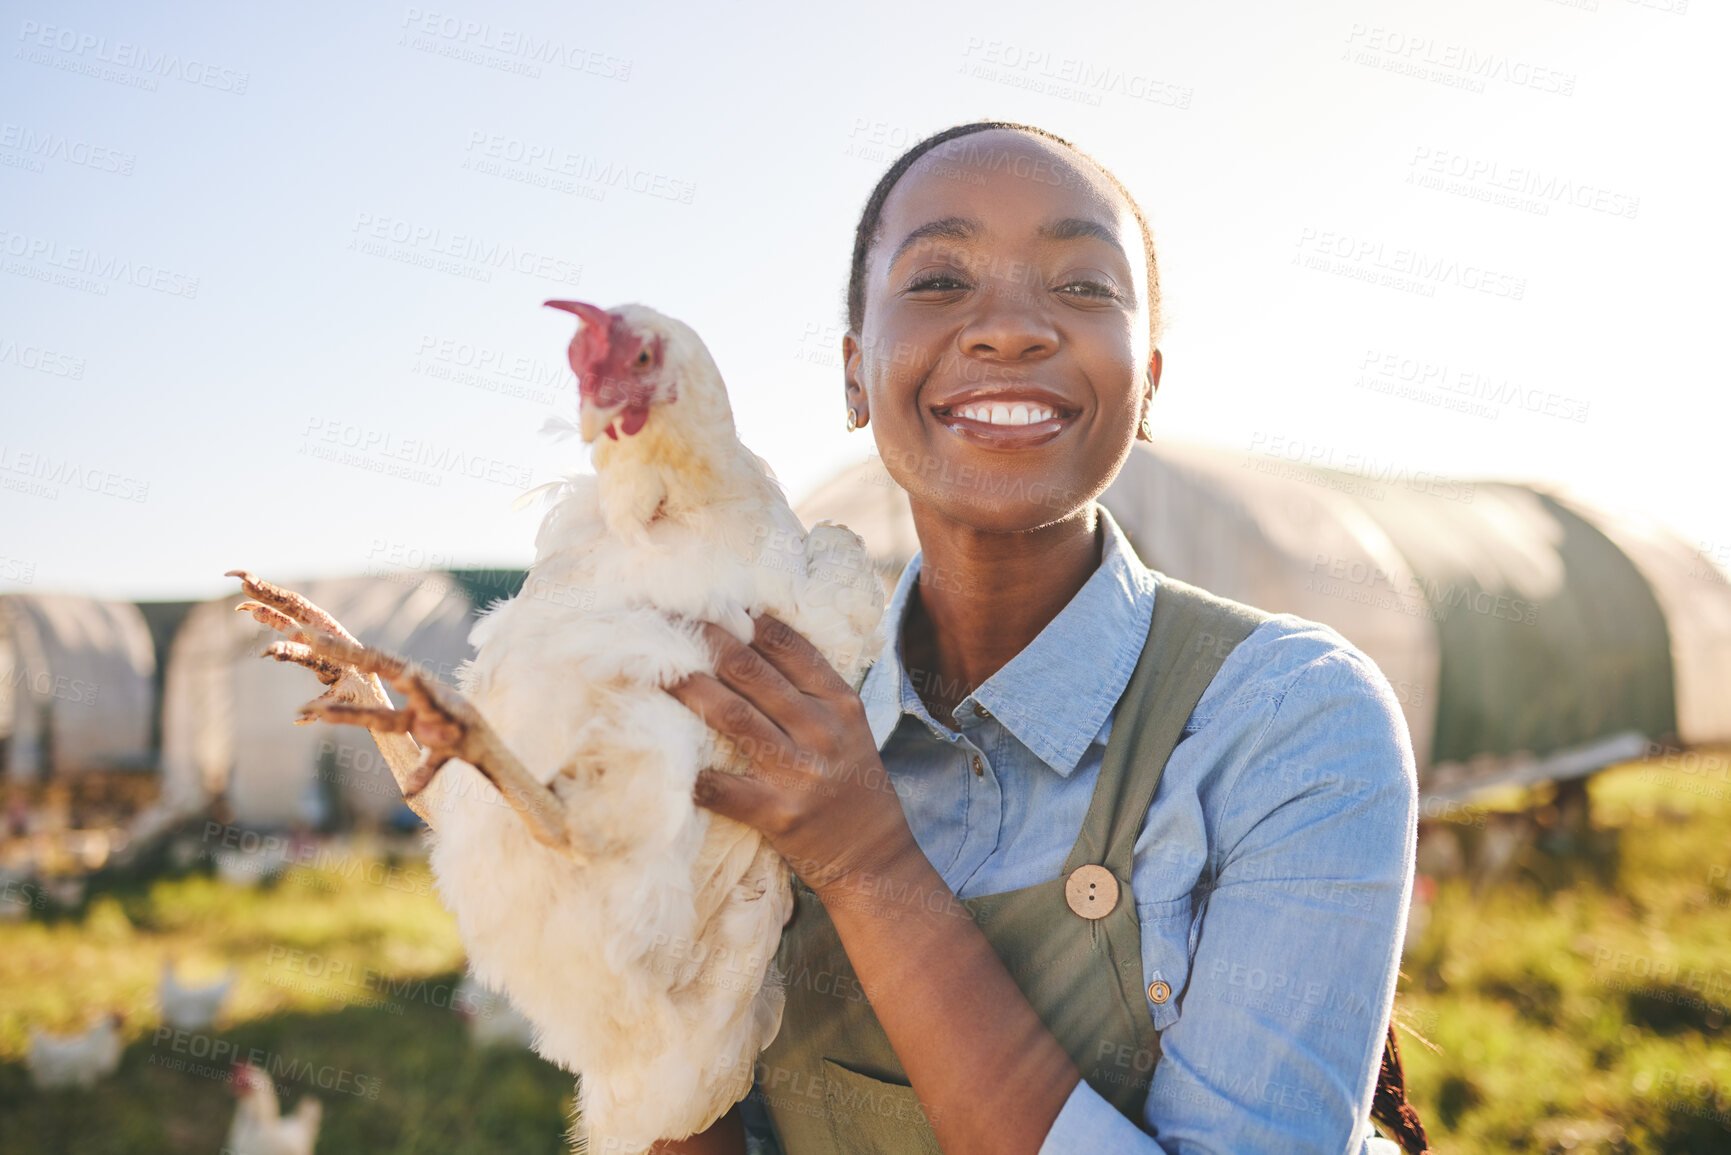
[15,21,250,92]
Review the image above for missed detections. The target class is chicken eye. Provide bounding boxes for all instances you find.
[635,350,651,367]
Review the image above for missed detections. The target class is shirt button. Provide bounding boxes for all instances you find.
[971,755,984,776]
[973,703,990,719]
[1148,980,1171,1005]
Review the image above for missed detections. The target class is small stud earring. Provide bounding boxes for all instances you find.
[846,409,859,433]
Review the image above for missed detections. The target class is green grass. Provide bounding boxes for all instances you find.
[1397,760,1731,1152]
[0,841,574,1154]
[1,761,1727,1153]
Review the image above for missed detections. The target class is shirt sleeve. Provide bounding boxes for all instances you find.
[1134,640,1418,1154]
[1039,1078,1174,1154]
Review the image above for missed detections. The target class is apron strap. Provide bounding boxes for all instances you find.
[1062,573,1270,876]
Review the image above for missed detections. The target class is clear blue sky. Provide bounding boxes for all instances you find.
[3,0,1725,599]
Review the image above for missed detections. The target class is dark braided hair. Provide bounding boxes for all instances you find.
[844,121,1163,347]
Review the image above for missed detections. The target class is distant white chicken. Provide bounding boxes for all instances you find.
[159,956,236,1030]
[40,875,86,910]
[28,1013,122,1089]
[231,301,882,1152]
[225,1064,322,1155]
[214,840,290,888]
[0,866,36,922]
[454,974,537,1049]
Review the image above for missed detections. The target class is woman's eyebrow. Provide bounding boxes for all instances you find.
[888,216,980,265]
[886,215,1130,267]
[1039,217,1130,263]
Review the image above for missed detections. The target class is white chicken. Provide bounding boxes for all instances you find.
[159,956,237,1030]
[230,302,882,1152]
[28,1013,123,1089]
[213,840,290,888]
[225,1064,323,1155]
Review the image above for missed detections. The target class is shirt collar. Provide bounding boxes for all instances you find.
[859,505,1157,777]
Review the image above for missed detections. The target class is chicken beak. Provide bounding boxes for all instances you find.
[580,396,627,443]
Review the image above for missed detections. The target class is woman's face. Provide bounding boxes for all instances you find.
[846,129,1159,536]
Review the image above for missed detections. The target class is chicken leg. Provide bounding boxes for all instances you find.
[228,571,575,856]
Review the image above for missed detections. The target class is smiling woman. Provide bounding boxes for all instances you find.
[662,123,1424,1155]
[841,124,1157,544]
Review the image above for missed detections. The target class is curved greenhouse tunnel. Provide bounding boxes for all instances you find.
[795,441,1731,795]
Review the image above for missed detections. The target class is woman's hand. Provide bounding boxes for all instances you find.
[665,614,919,899]
[667,613,1082,1155]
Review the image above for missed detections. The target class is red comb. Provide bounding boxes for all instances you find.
[545,300,613,379]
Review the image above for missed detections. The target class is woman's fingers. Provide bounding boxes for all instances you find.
[691,767,773,827]
[666,671,797,771]
[692,768,855,890]
[748,614,853,700]
[671,681,820,842]
[670,614,889,872]
[695,620,838,749]
[666,615,910,898]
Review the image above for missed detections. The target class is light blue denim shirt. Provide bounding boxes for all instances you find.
[836,506,1418,1155]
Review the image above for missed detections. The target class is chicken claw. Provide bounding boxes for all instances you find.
[291,629,577,857]
[227,571,575,856]
[262,641,348,692]
[228,570,434,825]
[229,570,359,641]
[236,599,351,691]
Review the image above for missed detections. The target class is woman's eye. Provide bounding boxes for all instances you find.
[907,274,970,293]
[1057,280,1120,300]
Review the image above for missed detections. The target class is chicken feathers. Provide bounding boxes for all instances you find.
[417,303,883,1151]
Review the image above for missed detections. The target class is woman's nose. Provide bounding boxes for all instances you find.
[958,285,1059,362]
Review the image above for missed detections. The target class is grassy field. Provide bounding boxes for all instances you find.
[0,836,575,1154]
[1,761,1728,1153]
[1397,759,1731,1153]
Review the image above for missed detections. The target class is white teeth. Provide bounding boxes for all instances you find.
[954,402,1059,426]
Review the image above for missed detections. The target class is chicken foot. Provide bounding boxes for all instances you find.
[288,631,575,855]
[228,572,575,856]
[229,570,435,824]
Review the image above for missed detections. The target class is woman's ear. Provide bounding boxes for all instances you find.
[1137,349,1163,442]
[843,331,870,429]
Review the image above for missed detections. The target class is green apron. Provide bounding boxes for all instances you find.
[756,576,1269,1153]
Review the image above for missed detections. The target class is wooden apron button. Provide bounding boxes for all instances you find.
[1065,864,1119,920]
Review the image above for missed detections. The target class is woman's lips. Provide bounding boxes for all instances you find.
[931,405,1071,448]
